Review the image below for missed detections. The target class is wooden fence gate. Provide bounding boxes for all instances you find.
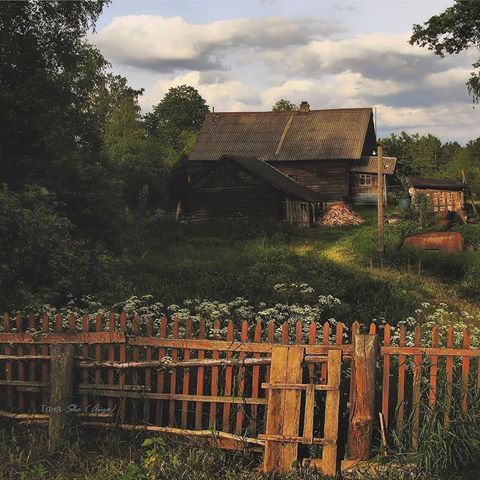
[261,346,342,475]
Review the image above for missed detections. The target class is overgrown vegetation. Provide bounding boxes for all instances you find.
[3,382,480,480]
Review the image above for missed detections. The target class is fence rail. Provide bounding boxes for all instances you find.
[1,312,479,471]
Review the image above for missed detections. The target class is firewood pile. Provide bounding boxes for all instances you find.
[320,203,364,227]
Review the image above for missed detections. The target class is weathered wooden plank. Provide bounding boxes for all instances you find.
[222,321,234,432]
[181,318,192,428]
[128,336,353,354]
[323,349,342,476]
[263,345,304,473]
[381,346,480,357]
[462,328,471,413]
[0,332,126,344]
[382,324,391,429]
[261,383,337,391]
[235,320,248,434]
[144,317,154,422]
[107,313,116,412]
[445,326,454,426]
[308,322,317,383]
[195,319,206,429]
[428,325,439,408]
[259,434,334,445]
[396,325,406,433]
[119,312,128,422]
[321,322,330,383]
[76,387,268,404]
[346,335,377,461]
[303,383,315,444]
[3,314,13,408]
[156,317,168,424]
[41,314,49,406]
[49,344,74,443]
[28,313,37,413]
[209,319,221,428]
[168,317,180,426]
[15,314,25,412]
[250,320,263,434]
[412,325,422,450]
[81,314,89,410]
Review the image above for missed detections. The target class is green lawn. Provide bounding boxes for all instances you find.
[123,207,479,326]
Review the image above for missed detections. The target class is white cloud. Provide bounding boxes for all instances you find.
[92,15,342,72]
[93,15,480,141]
[141,71,260,112]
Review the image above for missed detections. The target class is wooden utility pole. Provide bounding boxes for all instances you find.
[377,143,385,256]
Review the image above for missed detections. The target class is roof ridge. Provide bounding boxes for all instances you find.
[207,107,373,115]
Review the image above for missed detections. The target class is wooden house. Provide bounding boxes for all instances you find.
[350,155,397,205]
[408,177,466,214]
[188,103,396,206]
[184,155,326,226]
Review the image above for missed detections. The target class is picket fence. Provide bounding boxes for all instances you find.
[1,312,480,473]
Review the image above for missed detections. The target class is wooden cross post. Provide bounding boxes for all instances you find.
[377,143,385,257]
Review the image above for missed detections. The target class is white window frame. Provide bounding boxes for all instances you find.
[359,174,373,186]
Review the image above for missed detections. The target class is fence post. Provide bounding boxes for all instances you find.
[48,344,75,443]
[346,334,378,460]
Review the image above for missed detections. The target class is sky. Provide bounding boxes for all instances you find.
[90,0,480,142]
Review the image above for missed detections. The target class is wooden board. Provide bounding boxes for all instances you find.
[263,345,304,473]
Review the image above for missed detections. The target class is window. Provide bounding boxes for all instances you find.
[359,174,373,186]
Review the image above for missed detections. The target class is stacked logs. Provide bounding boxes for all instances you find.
[320,203,364,227]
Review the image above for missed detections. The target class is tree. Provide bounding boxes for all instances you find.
[145,85,209,150]
[272,99,298,112]
[0,0,122,237]
[410,0,480,102]
[381,132,442,180]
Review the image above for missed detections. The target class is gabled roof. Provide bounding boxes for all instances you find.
[408,177,466,191]
[197,155,327,203]
[189,108,375,162]
[351,156,397,175]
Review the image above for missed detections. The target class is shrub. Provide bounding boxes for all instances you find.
[452,224,480,250]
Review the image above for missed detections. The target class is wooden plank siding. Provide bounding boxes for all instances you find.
[270,160,350,199]
[187,161,284,222]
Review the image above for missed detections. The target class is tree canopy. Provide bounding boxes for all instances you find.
[410,0,480,102]
[145,85,210,150]
[272,99,298,112]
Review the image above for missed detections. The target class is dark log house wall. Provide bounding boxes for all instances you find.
[187,162,284,222]
[271,160,350,199]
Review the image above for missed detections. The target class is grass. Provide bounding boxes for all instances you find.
[122,207,479,325]
[0,422,328,480]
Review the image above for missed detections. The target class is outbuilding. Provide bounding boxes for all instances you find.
[184,155,326,227]
[408,177,466,214]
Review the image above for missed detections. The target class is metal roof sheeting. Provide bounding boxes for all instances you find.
[408,177,466,191]
[190,108,374,161]
[351,156,397,175]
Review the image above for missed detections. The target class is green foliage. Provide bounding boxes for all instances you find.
[272,99,298,112]
[145,84,209,151]
[410,0,480,102]
[0,0,122,235]
[381,132,480,196]
[452,224,480,249]
[381,132,442,178]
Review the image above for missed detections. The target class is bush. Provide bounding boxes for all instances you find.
[452,224,480,250]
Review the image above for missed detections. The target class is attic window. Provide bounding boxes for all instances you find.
[359,174,373,186]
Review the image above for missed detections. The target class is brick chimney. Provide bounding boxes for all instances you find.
[299,101,310,113]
